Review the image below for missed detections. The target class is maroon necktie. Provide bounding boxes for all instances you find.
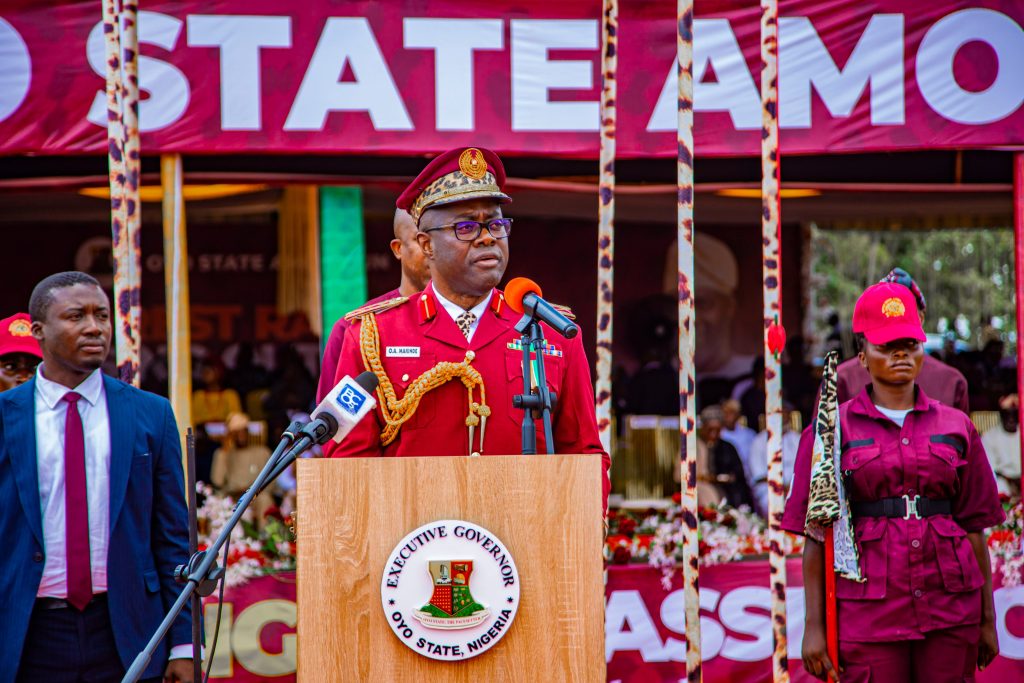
[63,392,92,610]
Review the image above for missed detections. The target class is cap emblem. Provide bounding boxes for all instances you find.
[458,148,487,180]
[8,319,31,337]
[881,297,906,319]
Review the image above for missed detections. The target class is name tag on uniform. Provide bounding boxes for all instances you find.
[386,346,421,358]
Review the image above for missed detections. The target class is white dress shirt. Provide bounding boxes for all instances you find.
[433,283,490,342]
[35,367,196,660]
[35,366,110,598]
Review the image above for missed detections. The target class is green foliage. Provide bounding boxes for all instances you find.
[812,227,1016,342]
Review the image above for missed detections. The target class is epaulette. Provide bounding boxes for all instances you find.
[343,296,409,322]
[551,302,576,320]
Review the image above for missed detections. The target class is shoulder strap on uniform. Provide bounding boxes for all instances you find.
[343,296,408,322]
[550,302,576,320]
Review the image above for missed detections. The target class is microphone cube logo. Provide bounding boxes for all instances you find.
[335,384,367,416]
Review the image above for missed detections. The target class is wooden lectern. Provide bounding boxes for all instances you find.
[296,454,604,682]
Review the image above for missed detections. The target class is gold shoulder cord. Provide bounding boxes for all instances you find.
[359,312,491,451]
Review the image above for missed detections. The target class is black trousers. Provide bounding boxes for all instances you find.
[16,597,161,683]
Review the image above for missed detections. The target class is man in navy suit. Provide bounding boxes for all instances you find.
[0,271,197,682]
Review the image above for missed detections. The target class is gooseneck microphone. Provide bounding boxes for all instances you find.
[503,277,579,339]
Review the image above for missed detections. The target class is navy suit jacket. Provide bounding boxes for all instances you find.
[0,374,195,682]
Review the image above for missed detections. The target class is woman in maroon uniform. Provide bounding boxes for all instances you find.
[784,282,1004,682]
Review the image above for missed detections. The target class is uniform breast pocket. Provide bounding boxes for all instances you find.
[504,351,563,409]
[840,443,884,498]
[921,436,966,495]
[385,354,436,431]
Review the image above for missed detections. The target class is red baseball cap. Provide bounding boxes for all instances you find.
[0,313,42,359]
[396,147,511,222]
[852,283,926,345]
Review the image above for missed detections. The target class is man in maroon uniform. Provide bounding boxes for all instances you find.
[324,147,609,509]
[317,208,430,401]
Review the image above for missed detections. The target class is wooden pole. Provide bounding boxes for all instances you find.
[103,0,142,386]
[824,527,840,683]
[760,0,789,679]
[1014,152,1024,482]
[595,0,618,454]
[676,1,700,680]
[162,154,192,445]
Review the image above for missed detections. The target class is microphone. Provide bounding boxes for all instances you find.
[504,277,579,339]
[257,371,380,495]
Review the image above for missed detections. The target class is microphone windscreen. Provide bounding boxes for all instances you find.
[504,277,542,313]
[355,370,380,393]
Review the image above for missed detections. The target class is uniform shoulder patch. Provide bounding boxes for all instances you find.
[343,296,409,322]
[550,302,576,320]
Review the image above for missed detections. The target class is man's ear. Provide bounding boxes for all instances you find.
[416,231,434,259]
[858,350,867,369]
[389,238,402,260]
[31,320,44,344]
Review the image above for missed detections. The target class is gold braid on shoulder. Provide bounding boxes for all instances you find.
[359,311,491,448]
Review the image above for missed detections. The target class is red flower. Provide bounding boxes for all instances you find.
[606,535,630,550]
[767,320,787,356]
[671,492,682,505]
[612,546,632,564]
[263,505,283,520]
[636,534,654,550]
[699,507,718,522]
[988,529,1014,547]
[618,518,637,536]
[698,540,710,556]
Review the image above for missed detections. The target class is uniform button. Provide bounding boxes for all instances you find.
[901,438,910,445]
[914,589,923,598]
[911,539,920,549]
[33,551,43,562]
[853,456,858,464]
[401,373,410,382]
[949,455,955,463]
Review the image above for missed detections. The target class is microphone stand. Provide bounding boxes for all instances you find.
[121,422,305,683]
[512,315,557,455]
[184,428,202,683]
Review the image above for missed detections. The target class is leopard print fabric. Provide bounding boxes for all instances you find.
[411,171,509,221]
[805,351,863,581]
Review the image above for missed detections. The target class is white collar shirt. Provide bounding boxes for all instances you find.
[433,284,491,343]
[34,366,110,598]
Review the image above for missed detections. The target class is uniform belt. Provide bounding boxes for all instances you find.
[851,495,951,520]
[35,593,107,611]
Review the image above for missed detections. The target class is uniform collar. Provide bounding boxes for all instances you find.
[35,365,104,409]
[417,282,508,324]
[849,384,933,419]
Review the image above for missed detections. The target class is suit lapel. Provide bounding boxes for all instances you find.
[7,380,43,548]
[470,306,514,351]
[104,375,134,532]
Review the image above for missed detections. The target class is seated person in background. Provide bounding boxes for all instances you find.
[720,398,756,478]
[737,355,766,431]
[747,403,801,519]
[211,413,274,527]
[697,406,753,509]
[981,394,1022,498]
[193,359,242,424]
[0,313,42,393]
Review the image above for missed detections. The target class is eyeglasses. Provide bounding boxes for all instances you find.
[422,218,513,242]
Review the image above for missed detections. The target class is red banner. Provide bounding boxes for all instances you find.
[1,1,1023,158]
[201,564,1024,680]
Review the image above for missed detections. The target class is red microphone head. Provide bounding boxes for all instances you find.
[504,277,542,313]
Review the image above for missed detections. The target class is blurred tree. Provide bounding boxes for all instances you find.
[811,227,1016,352]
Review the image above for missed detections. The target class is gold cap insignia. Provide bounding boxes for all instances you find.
[8,320,31,337]
[881,297,906,318]
[459,148,487,180]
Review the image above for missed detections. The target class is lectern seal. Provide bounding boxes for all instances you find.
[380,520,520,661]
